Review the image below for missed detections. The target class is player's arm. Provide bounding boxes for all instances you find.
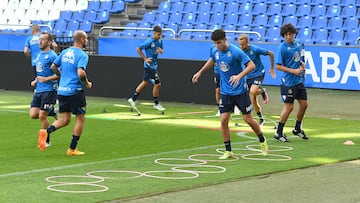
[78,68,92,89]
[136,47,152,64]
[192,58,214,83]
[267,50,276,78]
[229,60,255,86]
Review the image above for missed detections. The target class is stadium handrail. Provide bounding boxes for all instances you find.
[178,29,262,41]
[99,26,176,38]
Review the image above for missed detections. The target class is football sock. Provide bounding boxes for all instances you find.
[295,120,302,131]
[224,140,231,151]
[154,97,159,105]
[132,92,139,101]
[69,135,80,150]
[258,133,265,142]
[277,122,285,135]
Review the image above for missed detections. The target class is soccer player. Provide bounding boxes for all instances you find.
[274,23,309,142]
[128,26,165,112]
[29,32,58,147]
[192,29,269,159]
[238,34,276,125]
[38,30,93,155]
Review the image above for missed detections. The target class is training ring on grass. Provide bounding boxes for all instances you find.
[155,157,207,166]
[46,175,104,184]
[143,170,199,180]
[86,170,144,180]
[188,154,239,162]
[47,182,109,193]
[172,164,226,174]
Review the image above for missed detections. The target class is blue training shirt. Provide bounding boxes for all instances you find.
[211,43,251,96]
[275,39,305,86]
[34,50,58,93]
[138,37,163,69]
[54,47,89,96]
[24,34,41,66]
[243,44,269,79]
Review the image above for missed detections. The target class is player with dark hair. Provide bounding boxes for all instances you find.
[29,32,58,147]
[128,26,165,112]
[38,30,92,155]
[238,34,275,125]
[274,23,309,142]
[192,29,269,159]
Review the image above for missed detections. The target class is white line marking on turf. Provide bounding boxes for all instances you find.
[0,141,256,178]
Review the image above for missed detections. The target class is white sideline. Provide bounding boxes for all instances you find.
[0,140,256,178]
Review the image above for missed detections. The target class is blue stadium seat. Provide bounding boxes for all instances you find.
[99,0,112,11]
[282,3,296,16]
[238,13,253,26]
[170,1,184,12]
[94,10,110,24]
[79,20,92,33]
[198,1,211,13]
[327,16,343,30]
[267,3,282,16]
[72,10,85,22]
[155,11,170,24]
[326,4,341,16]
[252,25,266,42]
[182,12,196,25]
[267,15,283,28]
[110,0,125,13]
[210,12,224,25]
[142,11,156,23]
[87,0,100,11]
[298,15,312,28]
[297,27,313,44]
[341,4,357,17]
[157,1,171,12]
[223,12,239,25]
[311,4,326,17]
[211,2,225,13]
[84,10,97,22]
[343,28,360,45]
[252,2,266,15]
[239,2,253,14]
[168,11,183,24]
[283,15,298,26]
[184,1,198,13]
[253,14,268,26]
[328,28,344,45]
[312,15,327,29]
[296,3,311,16]
[265,26,281,42]
[60,10,72,21]
[343,16,359,30]
[196,12,210,25]
[225,2,239,13]
[313,28,328,45]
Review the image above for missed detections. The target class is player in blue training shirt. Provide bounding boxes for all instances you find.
[29,32,58,148]
[192,29,269,159]
[128,26,166,112]
[38,30,93,155]
[238,34,275,125]
[274,23,309,142]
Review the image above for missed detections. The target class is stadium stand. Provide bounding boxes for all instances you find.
[0,0,359,47]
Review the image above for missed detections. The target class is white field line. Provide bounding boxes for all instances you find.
[0,140,256,178]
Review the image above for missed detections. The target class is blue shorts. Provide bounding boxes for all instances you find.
[57,91,87,115]
[219,92,252,115]
[213,73,220,88]
[143,68,161,84]
[280,83,308,103]
[246,74,264,88]
[30,91,57,111]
